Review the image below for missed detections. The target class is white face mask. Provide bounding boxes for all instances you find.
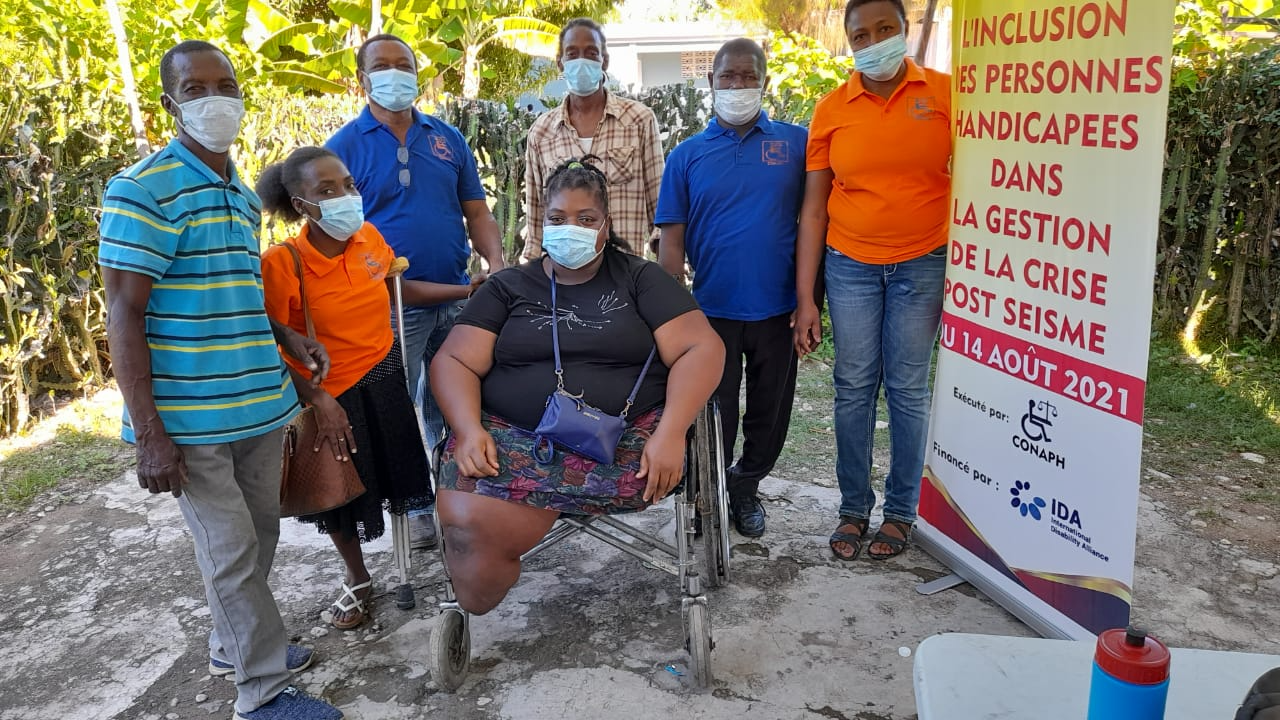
[169,95,245,153]
[562,58,605,97]
[854,33,908,82]
[713,87,763,126]
[296,194,365,242]
[542,223,603,269]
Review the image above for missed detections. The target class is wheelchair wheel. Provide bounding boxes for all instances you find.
[684,602,713,689]
[430,608,470,691]
[696,402,731,588]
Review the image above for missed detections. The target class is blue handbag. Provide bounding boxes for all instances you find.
[533,269,656,465]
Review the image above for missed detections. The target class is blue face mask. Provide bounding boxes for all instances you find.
[543,224,602,269]
[297,194,365,242]
[854,34,908,82]
[562,58,604,97]
[365,68,419,111]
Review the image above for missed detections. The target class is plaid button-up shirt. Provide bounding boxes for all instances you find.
[523,91,664,258]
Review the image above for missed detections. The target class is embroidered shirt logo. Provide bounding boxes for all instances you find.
[761,140,790,166]
[428,134,453,161]
[909,96,940,121]
[363,253,385,280]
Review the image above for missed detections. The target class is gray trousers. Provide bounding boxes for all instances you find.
[176,428,290,713]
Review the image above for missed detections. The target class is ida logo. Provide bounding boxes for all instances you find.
[1010,480,1084,529]
[1010,480,1046,520]
[1051,498,1083,529]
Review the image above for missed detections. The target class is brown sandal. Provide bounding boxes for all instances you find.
[829,516,870,561]
[868,520,913,560]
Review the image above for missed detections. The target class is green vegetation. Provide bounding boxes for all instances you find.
[1144,336,1280,459]
[0,397,127,511]
[1,0,1278,446]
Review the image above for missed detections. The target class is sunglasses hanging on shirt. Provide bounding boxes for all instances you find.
[397,145,410,188]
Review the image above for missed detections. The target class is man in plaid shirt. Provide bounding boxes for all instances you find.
[523,17,664,259]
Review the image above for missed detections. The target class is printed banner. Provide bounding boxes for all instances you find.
[919,0,1175,637]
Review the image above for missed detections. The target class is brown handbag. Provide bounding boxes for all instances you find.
[278,242,366,518]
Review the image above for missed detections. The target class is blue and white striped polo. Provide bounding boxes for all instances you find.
[98,139,299,444]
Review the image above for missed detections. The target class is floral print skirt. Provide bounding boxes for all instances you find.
[436,407,663,516]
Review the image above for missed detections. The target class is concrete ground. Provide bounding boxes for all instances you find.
[1,466,1276,720]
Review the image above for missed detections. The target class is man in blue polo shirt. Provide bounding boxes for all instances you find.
[99,41,341,719]
[327,33,506,548]
[657,38,805,539]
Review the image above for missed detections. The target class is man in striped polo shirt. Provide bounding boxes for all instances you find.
[99,41,342,720]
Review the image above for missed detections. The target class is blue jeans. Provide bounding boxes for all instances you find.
[395,300,463,514]
[825,246,945,524]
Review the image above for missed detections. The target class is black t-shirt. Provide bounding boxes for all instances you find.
[458,249,700,430]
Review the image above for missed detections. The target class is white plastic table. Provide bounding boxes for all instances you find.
[914,632,1279,719]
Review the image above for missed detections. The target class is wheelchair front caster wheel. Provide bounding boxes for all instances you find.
[684,602,713,689]
[430,608,470,691]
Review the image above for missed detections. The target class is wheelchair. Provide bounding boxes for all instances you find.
[427,400,732,690]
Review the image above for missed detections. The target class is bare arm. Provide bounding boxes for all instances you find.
[641,309,725,501]
[429,324,499,477]
[269,318,329,387]
[657,224,687,281]
[794,169,834,358]
[393,278,472,306]
[463,198,506,272]
[103,267,188,497]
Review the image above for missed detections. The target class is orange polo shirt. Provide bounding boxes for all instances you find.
[261,222,395,398]
[806,60,952,264]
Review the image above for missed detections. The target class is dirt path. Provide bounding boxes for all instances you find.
[1,371,1276,719]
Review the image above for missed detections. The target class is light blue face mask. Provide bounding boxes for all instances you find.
[854,34,908,82]
[365,68,419,111]
[561,58,605,97]
[542,224,602,269]
[297,194,365,242]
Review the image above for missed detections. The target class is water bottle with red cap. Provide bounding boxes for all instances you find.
[1087,625,1172,719]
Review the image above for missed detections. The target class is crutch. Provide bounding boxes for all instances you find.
[387,256,416,610]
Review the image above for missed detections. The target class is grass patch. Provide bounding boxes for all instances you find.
[1144,335,1280,458]
[0,394,129,512]
[775,358,890,479]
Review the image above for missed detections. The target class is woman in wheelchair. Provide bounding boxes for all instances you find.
[429,157,725,615]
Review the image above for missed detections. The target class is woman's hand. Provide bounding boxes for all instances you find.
[454,426,500,478]
[638,426,686,503]
[310,392,356,461]
[792,300,823,358]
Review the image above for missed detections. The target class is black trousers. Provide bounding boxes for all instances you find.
[709,313,799,498]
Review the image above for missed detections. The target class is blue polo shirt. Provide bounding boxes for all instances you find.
[326,107,486,290]
[655,113,806,321]
[98,140,299,444]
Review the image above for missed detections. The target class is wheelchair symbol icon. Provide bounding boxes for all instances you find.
[1020,400,1057,442]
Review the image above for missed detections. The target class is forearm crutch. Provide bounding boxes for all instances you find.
[388,256,416,610]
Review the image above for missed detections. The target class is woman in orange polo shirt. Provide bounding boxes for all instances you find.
[793,0,951,561]
[259,147,465,628]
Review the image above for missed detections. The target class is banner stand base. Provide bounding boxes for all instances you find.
[916,573,968,596]
[915,527,1089,641]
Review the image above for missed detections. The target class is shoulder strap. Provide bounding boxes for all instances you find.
[549,266,656,418]
[620,347,657,419]
[549,267,564,390]
[280,242,315,341]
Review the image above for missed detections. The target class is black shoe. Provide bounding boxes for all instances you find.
[729,494,766,537]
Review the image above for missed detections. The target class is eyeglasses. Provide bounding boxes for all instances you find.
[397,145,410,188]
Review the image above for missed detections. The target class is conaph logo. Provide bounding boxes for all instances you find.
[1010,480,1047,520]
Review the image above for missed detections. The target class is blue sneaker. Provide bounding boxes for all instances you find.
[209,645,315,678]
[234,686,342,720]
